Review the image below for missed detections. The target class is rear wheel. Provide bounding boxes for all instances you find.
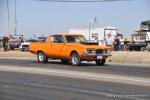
[95,59,106,66]
[37,52,48,63]
[71,52,81,66]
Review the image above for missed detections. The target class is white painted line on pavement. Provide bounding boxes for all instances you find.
[0,65,150,87]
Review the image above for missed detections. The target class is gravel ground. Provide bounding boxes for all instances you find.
[0,49,150,64]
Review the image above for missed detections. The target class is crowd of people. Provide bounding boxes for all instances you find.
[98,34,125,51]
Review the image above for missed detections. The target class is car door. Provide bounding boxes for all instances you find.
[48,35,65,58]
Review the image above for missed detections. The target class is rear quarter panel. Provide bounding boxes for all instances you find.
[29,42,48,54]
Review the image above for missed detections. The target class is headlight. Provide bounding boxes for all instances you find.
[84,49,88,54]
[105,49,111,53]
[86,49,96,54]
[20,45,22,48]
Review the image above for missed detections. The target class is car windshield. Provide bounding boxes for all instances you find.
[65,35,87,43]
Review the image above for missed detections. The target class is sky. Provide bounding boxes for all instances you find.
[0,0,150,38]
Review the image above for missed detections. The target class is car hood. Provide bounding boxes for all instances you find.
[9,39,21,43]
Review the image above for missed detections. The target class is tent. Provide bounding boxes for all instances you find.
[141,20,150,30]
[141,20,150,26]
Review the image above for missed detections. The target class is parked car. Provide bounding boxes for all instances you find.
[20,38,38,51]
[29,34,111,66]
[9,35,23,50]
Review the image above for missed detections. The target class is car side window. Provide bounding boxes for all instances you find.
[51,35,64,43]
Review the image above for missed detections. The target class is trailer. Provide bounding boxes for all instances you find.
[69,26,122,44]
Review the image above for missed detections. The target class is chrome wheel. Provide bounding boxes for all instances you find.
[37,52,48,63]
[71,53,81,66]
[38,53,44,61]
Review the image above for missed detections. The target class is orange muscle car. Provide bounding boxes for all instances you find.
[29,34,111,66]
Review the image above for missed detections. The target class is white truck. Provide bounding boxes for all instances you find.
[127,20,150,51]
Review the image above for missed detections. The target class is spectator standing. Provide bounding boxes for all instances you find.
[105,35,113,62]
[98,40,104,46]
[120,37,124,51]
[114,37,120,51]
[2,36,8,51]
[0,38,2,50]
[94,37,99,44]
[105,34,113,49]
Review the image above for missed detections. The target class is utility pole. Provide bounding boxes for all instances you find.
[7,0,10,37]
[14,0,17,35]
[88,20,92,41]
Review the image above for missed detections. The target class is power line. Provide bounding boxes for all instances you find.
[38,0,131,2]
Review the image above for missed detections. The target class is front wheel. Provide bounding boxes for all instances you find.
[71,52,81,66]
[37,52,48,63]
[95,59,106,66]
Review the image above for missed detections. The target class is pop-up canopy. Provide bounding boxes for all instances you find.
[141,20,150,26]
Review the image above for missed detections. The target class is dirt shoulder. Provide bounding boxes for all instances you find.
[111,51,150,64]
[0,50,35,57]
[0,50,150,64]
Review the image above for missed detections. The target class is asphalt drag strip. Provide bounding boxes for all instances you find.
[0,65,150,87]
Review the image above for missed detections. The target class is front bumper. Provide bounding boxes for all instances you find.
[20,45,29,51]
[81,53,112,61]
[9,44,20,48]
[21,47,29,51]
[83,53,112,57]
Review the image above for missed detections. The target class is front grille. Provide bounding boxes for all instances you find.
[96,49,103,54]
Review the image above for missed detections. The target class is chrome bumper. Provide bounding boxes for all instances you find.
[83,53,112,57]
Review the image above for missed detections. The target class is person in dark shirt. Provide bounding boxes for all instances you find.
[2,36,8,51]
[114,37,120,51]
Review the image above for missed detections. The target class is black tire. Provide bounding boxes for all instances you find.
[95,59,106,66]
[37,52,48,63]
[61,59,69,64]
[10,46,14,50]
[71,52,81,66]
[20,49,24,51]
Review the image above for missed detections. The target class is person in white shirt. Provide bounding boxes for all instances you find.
[120,37,124,51]
[106,34,113,48]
